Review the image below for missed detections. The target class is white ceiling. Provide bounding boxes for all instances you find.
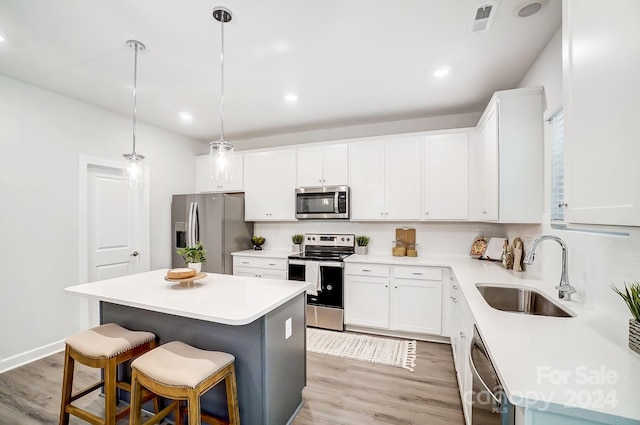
[0,0,561,142]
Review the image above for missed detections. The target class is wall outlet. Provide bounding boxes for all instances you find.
[285,317,292,339]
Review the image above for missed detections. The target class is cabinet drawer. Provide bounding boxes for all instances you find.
[345,263,390,277]
[233,266,287,280]
[233,257,287,270]
[393,266,442,281]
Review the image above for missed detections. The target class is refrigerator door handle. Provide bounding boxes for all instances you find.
[187,201,194,247]
[193,201,199,244]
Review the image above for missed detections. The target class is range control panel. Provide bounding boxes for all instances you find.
[304,233,355,248]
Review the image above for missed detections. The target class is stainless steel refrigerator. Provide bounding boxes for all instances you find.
[171,193,253,274]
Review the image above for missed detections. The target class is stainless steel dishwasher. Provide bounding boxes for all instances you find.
[469,325,515,425]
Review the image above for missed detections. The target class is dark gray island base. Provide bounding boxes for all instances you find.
[101,292,306,425]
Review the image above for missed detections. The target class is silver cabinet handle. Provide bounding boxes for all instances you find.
[242,261,249,264]
[131,251,139,257]
[362,269,372,272]
[412,272,423,275]
[452,297,458,303]
[268,263,276,266]
[452,285,458,289]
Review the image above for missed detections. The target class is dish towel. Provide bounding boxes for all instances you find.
[305,261,321,296]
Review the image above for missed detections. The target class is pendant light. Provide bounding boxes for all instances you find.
[210,7,234,183]
[122,40,146,188]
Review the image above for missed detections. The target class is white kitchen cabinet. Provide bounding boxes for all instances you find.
[345,263,444,336]
[296,143,348,187]
[349,137,421,220]
[422,132,469,220]
[232,256,287,279]
[243,149,296,221]
[450,287,474,425]
[390,266,442,334]
[344,264,390,328]
[195,154,244,193]
[469,87,543,223]
[562,0,640,227]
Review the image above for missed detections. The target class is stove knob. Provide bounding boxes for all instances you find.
[341,237,345,241]
[326,284,333,291]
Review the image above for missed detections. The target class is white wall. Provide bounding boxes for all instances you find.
[0,75,200,372]
[513,26,640,323]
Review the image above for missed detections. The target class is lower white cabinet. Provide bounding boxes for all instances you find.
[450,284,474,425]
[345,263,443,336]
[232,256,287,280]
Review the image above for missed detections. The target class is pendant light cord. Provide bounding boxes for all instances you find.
[132,43,139,154]
[219,14,225,142]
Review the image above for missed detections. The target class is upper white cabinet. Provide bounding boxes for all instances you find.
[469,87,544,223]
[296,143,348,187]
[195,154,244,193]
[349,137,421,220]
[422,132,469,220]
[563,0,640,226]
[243,149,297,221]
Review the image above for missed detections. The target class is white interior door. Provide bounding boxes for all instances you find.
[84,163,142,326]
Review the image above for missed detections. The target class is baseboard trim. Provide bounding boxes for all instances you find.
[0,339,65,374]
[344,325,451,344]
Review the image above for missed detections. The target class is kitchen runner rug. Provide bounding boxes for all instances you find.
[306,328,417,371]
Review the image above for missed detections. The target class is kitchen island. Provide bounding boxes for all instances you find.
[65,269,310,425]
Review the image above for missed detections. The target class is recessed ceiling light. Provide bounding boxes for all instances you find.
[434,68,450,78]
[179,112,193,121]
[514,0,548,18]
[284,93,298,102]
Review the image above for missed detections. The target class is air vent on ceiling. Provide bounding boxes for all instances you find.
[470,1,500,33]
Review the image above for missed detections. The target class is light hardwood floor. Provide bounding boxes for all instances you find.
[0,337,464,425]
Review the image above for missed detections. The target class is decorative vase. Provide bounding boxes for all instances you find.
[355,246,368,255]
[188,262,202,273]
[629,319,640,354]
[292,244,302,253]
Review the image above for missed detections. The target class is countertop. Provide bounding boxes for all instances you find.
[231,249,293,258]
[345,254,640,423]
[65,269,310,326]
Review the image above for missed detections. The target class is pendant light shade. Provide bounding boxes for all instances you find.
[123,40,146,188]
[210,7,235,183]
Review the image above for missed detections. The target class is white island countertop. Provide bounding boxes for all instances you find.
[345,254,640,424]
[65,269,310,326]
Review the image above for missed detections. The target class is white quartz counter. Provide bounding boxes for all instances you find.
[345,254,640,423]
[231,249,292,259]
[65,269,310,326]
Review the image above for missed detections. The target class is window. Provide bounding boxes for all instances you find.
[549,107,565,222]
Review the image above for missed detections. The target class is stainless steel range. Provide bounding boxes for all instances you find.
[288,233,354,331]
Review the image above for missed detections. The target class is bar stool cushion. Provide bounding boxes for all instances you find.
[65,323,155,359]
[131,341,235,389]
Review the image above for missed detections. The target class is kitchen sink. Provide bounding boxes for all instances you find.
[476,283,576,318]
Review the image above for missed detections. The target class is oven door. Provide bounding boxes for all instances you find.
[288,260,344,308]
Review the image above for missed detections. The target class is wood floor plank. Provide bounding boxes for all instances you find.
[0,334,464,425]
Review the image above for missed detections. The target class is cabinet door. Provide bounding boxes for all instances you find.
[564,0,640,226]
[296,146,324,187]
[344,275,389,328]
[322,144,349,186]
[243,152,272,220]
[390,278,442,334]
[423,133,469,220]
[349,142,386,220]
[196,155,244,193]
[471,105,499,221]
[385,138,422,220]
[268,150,297,220]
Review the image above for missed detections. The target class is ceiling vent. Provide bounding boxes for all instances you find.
[470,1,500,33]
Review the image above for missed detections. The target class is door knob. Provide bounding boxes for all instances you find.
[131,251,139,257]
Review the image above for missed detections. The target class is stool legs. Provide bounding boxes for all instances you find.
[225,365,240,425]
[59,345,75,425]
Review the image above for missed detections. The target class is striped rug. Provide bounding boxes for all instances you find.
[306,328,417,371]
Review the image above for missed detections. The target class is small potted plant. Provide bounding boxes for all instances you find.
[355,235,370,255]
[292,234,304,252]
[611,281,640,355]
[251,235,266,250]
[176,242,207,273]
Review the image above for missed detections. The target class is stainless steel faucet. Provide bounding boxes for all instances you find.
[523,235,577,300]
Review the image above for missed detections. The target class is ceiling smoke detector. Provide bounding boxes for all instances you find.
[514,0,548,18]
[470,1,500,33]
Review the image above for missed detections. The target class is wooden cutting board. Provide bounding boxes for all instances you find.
[395,228,416,245]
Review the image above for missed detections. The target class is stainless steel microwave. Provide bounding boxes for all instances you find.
[295,186,349,219]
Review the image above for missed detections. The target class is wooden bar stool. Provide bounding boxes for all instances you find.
[129,341,240,425]
[59,323,157,425]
